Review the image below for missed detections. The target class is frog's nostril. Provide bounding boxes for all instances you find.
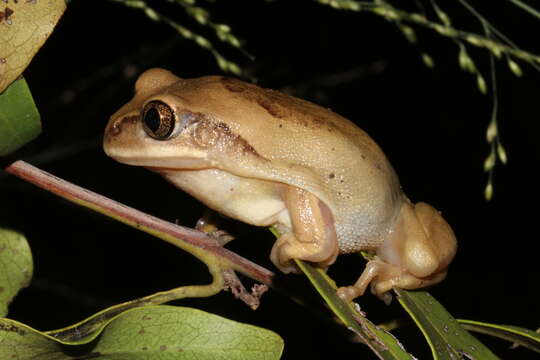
[109,120,122,136]
[107,115,138,137]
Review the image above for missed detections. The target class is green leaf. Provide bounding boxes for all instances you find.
[0,228,33,317]
[396,289,499,359]
[0,318,60,359]
[296,260,415,359]
[458,319,540,354]
[94,306,283,359]
[0,78,41,156]
[0,306,284,359]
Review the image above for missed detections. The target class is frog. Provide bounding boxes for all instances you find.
[103,68,457,302]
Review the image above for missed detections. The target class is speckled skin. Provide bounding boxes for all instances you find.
[104,68,457,300]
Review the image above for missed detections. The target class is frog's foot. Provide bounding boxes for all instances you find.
[195,210,234,246]
[337,259,448,304]
[270,186,339,273]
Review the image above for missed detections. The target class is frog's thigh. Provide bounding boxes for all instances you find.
[270,186,339,273]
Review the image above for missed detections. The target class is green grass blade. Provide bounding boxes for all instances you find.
[458,319,540,353]
[296,260,415,360]
[396,289,499,359]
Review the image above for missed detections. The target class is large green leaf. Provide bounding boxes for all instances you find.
[0,305,284,359]
[0,78,41,156]
[0,228,33,317]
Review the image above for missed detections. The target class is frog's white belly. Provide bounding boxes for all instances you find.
[155,167,400,255]
[158,168,291,227]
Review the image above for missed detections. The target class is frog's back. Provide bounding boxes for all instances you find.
[170,75,403,251]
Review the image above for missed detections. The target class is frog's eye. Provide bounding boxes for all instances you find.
[142,100,176,140]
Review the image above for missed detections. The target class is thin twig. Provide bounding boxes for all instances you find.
[4,160,274,285]
[506,0,540,20]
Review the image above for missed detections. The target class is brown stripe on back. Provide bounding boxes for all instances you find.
[219,77,334,130]
[186,109,264,159]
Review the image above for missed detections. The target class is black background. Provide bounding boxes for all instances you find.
[1,1,539,359]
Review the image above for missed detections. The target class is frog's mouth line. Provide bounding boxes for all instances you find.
[106,151,209,169]
[144,160,211,172]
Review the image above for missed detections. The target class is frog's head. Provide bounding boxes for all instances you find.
[103,69,217,170]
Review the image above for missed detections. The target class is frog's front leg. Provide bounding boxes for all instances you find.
[195,209,235,246]
[270,186,339,273]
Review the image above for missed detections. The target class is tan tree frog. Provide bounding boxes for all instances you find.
[103,68,457,301]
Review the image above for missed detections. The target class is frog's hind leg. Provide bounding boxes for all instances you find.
[337,201,456,303]
[337,258,448,303]
[270,186,339,273]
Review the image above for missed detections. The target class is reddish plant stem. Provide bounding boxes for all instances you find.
[4,160,274,285]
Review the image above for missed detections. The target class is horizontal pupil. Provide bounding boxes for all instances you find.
[142,101,175,140]
[145,107,161,133]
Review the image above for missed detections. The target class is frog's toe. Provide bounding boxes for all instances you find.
[195,211,235,246]
[337,285,366,302]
